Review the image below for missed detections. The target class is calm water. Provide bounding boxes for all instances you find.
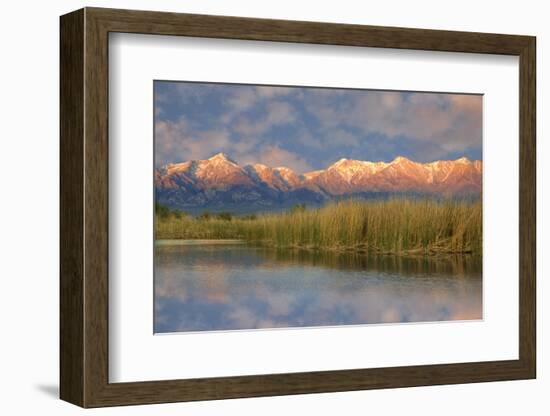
[154,243,482,333]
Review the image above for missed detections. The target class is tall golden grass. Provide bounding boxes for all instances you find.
[155,198,482,255]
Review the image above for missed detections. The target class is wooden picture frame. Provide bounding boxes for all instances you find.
[60,7,536,408]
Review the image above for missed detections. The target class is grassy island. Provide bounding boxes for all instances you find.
[155,198,482,255]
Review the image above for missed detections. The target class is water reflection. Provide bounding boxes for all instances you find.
[154,244,482,333]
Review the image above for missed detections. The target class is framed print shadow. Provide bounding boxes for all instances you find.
[60,7,536,408]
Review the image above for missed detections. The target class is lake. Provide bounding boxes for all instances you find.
[154,242,482,333]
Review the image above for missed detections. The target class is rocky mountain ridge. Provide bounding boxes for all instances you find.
[155,153,482,213]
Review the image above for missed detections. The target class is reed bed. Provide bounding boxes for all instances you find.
[155,198,482,255]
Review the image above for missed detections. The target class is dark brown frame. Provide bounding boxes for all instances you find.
[60,7,536,408]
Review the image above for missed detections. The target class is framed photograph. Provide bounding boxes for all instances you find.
[60,7,536,407]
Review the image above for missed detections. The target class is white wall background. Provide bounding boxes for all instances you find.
[0,0,545,414]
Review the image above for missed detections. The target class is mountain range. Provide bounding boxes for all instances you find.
[155,153,482,213]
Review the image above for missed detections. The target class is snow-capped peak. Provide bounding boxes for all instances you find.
[392,156,411,164]
[329,158,366,169]
[251,163,269,171]
[208,152,236,164]
[157,153,483,202]
[165,160,192,174]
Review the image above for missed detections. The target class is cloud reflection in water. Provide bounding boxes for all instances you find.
[154,245,482,333]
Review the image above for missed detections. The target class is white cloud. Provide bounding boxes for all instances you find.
[155,83,482,170]
[154,116,231,166]
[256,145,313,172]
[327,128,360,147]
[303,90,482,152]
[225,87,257,113]
[255,86,296,98]
[234,101,296,136]
[224,85,299,121]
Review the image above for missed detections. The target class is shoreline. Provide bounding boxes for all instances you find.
[155,239,245,246]
[155,238,480,257]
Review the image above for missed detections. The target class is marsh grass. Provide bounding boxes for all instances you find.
[155,198,482,255]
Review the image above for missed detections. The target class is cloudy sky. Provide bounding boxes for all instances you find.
[154,81,482,173]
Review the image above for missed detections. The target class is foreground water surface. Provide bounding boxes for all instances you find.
[154,242,482,333]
